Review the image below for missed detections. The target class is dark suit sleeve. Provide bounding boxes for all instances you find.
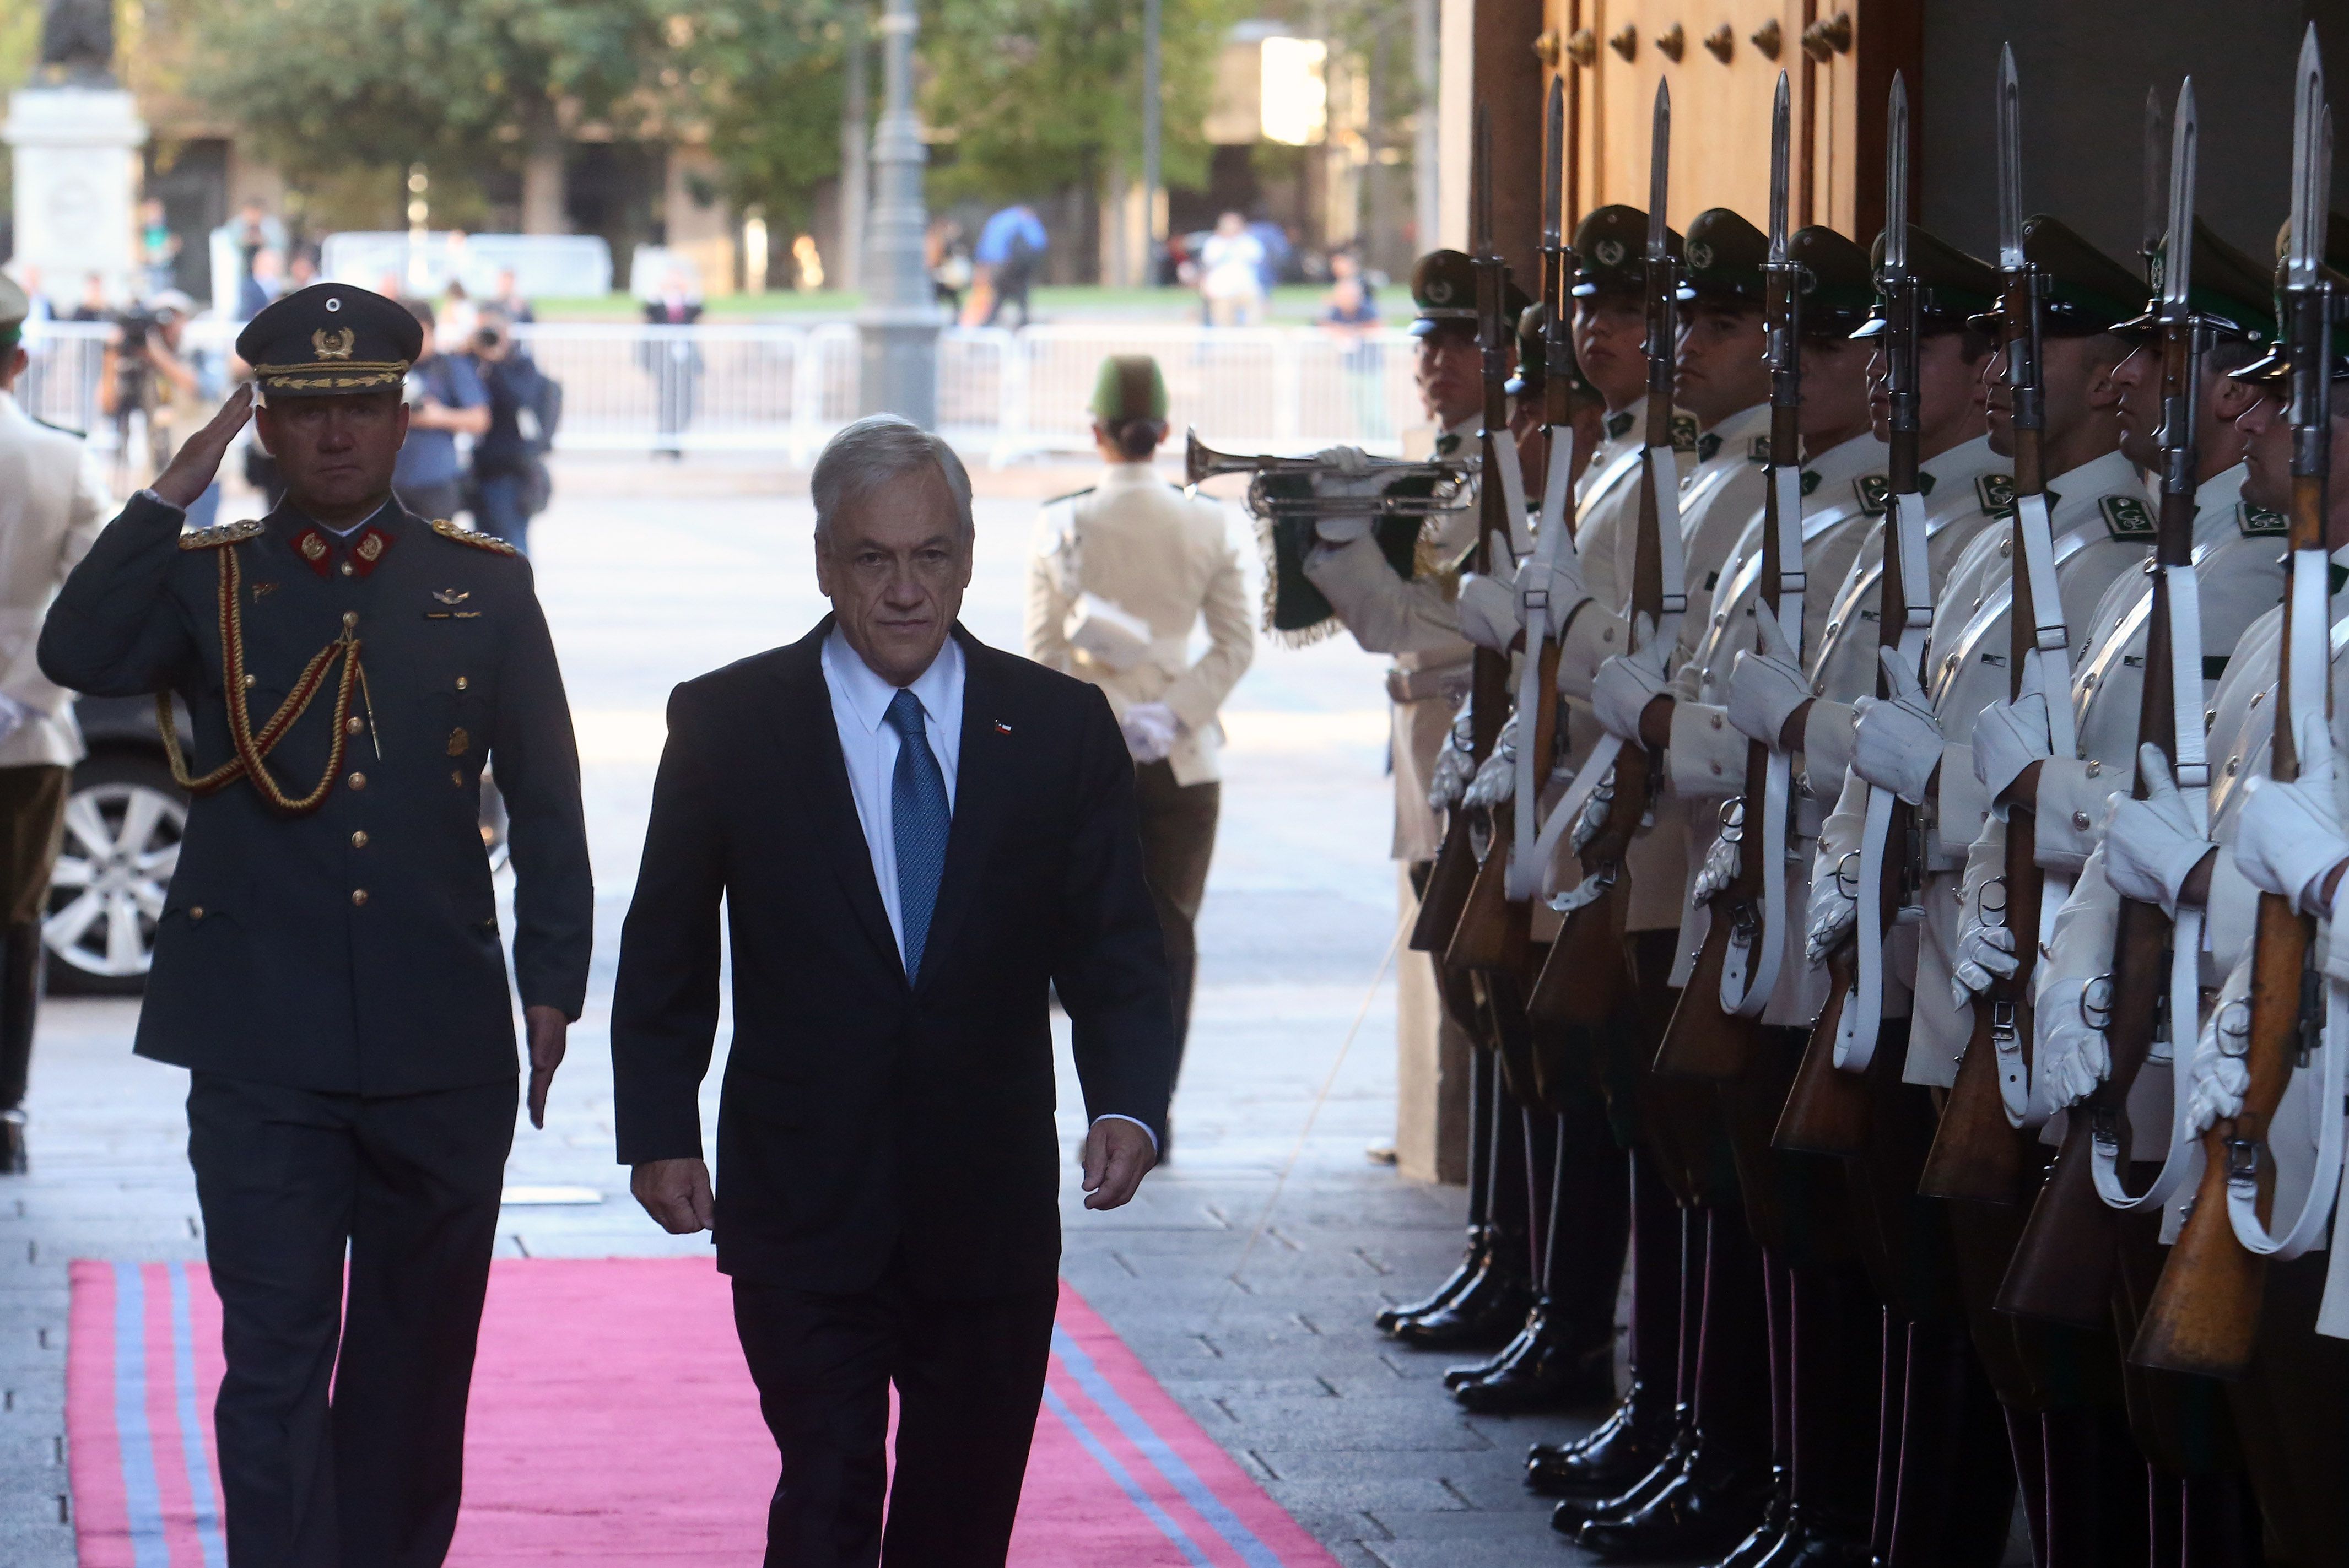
[36,492,199,697]
[1050,685,1179,1140]
[488,561,594,1020]
[609,683,728,1164]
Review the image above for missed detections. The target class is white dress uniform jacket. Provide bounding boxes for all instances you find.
[0,392,111,766]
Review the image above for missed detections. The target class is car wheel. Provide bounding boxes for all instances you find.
[46,750,187,996]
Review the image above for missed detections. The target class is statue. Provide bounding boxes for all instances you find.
[37,0,117,86]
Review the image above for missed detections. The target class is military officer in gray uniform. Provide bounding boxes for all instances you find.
[37,282,592,1568]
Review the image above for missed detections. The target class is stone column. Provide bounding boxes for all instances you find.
[3,85,145,311]
[856,0,942,427]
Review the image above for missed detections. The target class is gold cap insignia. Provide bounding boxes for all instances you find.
[312,326,357,361]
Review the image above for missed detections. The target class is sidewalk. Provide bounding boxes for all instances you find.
[0,468,1607,1566]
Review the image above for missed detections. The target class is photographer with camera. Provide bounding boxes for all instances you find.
[391,297,489,523]
[467,306,558,554]
[102,290,222,526]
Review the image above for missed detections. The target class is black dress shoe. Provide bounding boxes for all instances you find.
[1526,1384,1675,1497]
[1576,1440,1772,1561]
[1709,1477,1791,1568]
[0,1110,25,1176]
[1387,1244,1532,1352]
[1443,1307,1533,1389]
[1550,1428,1692,1533]
[1375,1226,1492,1334]
[1451,1317,1613,1415]
[1750,1509,1875,1568]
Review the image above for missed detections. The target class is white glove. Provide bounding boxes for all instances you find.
[2101,742,2210,918]
[2034,970,2113,1110]
[2232,713,2349,915]
[1427,704,1476,811]
[1950,874,2019,1008]
[1308,447,1386,542]
[0,694,27,749]
[2185,994,2254,1134]
[1569,767,1616,855]
[1970,657,2054,806]
[1726,602,1810,748]
[1692,832,1739,905]
[1119,701,1179,764]
[1463,715,1518,808]
[1456,572,1519,653]
[1515,540,1590,632]
[1850,647,1943,804]
[1806,852,1860,964]
[1313,444,1375,475]
[1592,623,1673,744]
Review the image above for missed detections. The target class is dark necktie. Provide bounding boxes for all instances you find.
[1435,432,1462,456]
[884,689,951,980]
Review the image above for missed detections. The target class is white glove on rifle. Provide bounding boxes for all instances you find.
[2101,742,2210,918]
[1516,540,1590,631]
[1463,713,1518,809]
[1850,647,1943,805]
[1691,832,1738,905]
[1456,572,1520,655]
[2035,970,2114,1110]
[1569,767,1617,855]
[1592,619,1673,744]
[1950,868,2019,1008]
[1119,701,1179,764]
[1806,852,1860,965]
[1726,602,1810,749]
[2232,713,2349,915]
[1309,445,1387,542]
[1427,703,1476,812]
[2184,990,2254,1134]
[1970,657,2054,806]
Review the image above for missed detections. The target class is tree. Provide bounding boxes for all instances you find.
[673,0,854,238]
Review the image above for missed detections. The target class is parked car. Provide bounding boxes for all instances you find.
[44,695,509,996]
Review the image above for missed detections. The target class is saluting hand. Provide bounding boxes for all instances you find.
[151,383,255,509]
[524,1004,567,1129]
[1081,1118,1158,1211]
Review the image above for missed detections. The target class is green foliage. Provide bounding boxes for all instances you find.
[676,1,852,232]
[919,0,1244,206]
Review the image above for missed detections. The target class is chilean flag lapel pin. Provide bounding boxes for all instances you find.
[993,719,1013,734]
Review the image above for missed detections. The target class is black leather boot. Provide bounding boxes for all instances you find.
[1388,1234,1532,1351]
[1527,1380,1677,1497]
[1451,1300,1612,1414]
[1376,1226,1493,1334]
[1749,1506,1877,1568]
[1443,1300,1532,1389]
[1551,1421,1694,1533]
[1709,1472,1790,1568]
[0,924,34,1178]
[1575,1435,1773,1561]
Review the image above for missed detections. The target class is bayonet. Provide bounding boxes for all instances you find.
[2143,85,2170,287]
[1997,46,2025,271]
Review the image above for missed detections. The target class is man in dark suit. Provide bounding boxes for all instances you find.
[39,282,593,1567]
[612,414,1176,1567]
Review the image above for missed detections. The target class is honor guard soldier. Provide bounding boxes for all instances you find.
[37,282,592,1568]
[1025,354,1253,1135]
[0,273,112,1171]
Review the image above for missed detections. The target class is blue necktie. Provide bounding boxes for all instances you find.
[884,689,951,980]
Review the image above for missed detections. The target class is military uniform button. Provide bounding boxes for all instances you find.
[2072,811,2091,830]
[348,771,366,790]
[343,612,358,628]
[1998,539,2012,558]
[1711,761,1724,775]
[2250,690,2264,707]
[351,831,369,849]
[2224,756,2240,776]
[242,673,256,688]
[2082,672,2098,689]
[351,889,369,907]
[340,562,354,577]
[2085,759,2102,777]
[188,906,204,922]
[455,676,469,691]
[346,717,364,735]
[1710,713,1724,729]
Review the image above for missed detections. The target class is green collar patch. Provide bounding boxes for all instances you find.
[1671,413,1698,453]
[1605,410,1635,440]
[1975,473,2017,516]
[1697,431,1722,462]
[2237,502,2288,537]
[2099,494,2156,539]
[1799,470,1823,497]
[1855,474,1890,516]
[1749,435,1772,464]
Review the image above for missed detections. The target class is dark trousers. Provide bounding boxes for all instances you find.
[0,764,66,1112]
[188,1073,515,1568]
[1132,760,1218,1064]
[472,471,532,555]
[732,1258,1059,1568]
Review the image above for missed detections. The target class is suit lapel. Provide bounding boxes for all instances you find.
[770,623,904,983]
[916,626,1013,993]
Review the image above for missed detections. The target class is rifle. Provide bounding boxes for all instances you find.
[2134,34,2337,1378]
[1997,79,2207,1311]
[1776,74,1930,1155]
[1657,72,1801,1079]
[1448,109,1537,978]
[1529,81,1684,1028]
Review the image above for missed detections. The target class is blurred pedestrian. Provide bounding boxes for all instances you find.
[1319,251,1385,440]
[1024,356,1252,1144]
[467,307,557,554]
[1198,212,1266,327]
[1246,217,1291,295]
[639,268,704,461]
[391,297,489,521]
[68,273,106,323]
[489,265,536,325]
[102,291,222,523]
[0,275,112,1172]
[928,217,971,313]
[237,247,282,321]
[285,247,320,293]
[137,198,180,295]
[974,202,1047,327]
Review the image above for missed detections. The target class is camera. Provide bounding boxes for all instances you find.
[113,305,160,355]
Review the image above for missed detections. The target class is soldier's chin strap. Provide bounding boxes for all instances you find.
[156,543,368,816]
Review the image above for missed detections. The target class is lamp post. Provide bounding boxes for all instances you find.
[857,0,941,426]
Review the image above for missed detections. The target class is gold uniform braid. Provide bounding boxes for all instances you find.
[156,543,368,814]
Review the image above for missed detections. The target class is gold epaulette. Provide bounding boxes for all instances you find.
[178,520,264,551]
[430,518,521,556]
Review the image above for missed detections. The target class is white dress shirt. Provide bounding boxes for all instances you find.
[819,625,1156,1150]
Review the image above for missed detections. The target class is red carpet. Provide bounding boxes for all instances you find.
[69,1257,1336,1566]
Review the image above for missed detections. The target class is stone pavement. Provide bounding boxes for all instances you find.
[0,456,1623,1565]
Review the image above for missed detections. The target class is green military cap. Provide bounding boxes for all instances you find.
[1965,216,2142,338]
[1788,226,1875,334]
[2227,259,2349,387]
[1505,301,1600,403]
[1678,209,1768,306]
[2114,220,2275,345]
[234,281,422,398]
[1406,250,1530,337]
[1572,206,1683,298]
[0,274,26,353]
[1850,225,2000,339]
[1089,354,1168,423]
